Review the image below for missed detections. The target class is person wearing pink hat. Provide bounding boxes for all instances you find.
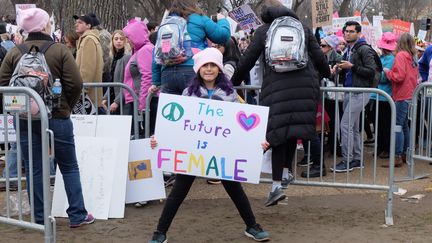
[371,32,396,162]
[384,33,419,167]
[148,48,270,243]
[0,7,94,227]
[337,36,347,55]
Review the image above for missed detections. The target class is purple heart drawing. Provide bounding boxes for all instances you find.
[236,111,260,131]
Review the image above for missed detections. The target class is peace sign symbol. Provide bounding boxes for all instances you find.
[162,102,184,122]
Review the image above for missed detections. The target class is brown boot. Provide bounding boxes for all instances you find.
[401,154,407,163]
[382,156,403,168]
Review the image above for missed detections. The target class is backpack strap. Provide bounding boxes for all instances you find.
[39,41,55,54]
[16,44,29,55]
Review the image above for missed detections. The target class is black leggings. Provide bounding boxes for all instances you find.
[156,174,256,234]
[271,139,297,181]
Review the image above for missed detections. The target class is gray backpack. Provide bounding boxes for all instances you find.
[265,16,307,72]
[9,42,55,118]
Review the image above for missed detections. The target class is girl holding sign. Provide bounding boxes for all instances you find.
[148,48,270,243]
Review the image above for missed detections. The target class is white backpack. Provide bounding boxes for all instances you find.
[265,16,307,72]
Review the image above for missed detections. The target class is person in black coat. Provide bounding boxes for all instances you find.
[231,2,330,207]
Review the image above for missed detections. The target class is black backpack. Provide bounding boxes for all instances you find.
[353,43,383,88]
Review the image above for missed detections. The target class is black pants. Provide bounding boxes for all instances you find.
[156,174,256,234]
[271,139,297,181]
[374,100,391,153]
[325,99,343,152]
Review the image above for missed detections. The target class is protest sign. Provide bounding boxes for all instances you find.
[126,139,165,204]
[0,115,16,143]
[332,16,361,32]
[153,93,269,184]
[361,25,378,49]
[52,115,132,219]
[381,19,411,37]
[311,0,333,29]
[228,4,262,32]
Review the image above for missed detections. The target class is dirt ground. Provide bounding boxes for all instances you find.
[1,153,432,242]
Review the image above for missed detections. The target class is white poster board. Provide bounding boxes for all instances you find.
[0,115,16,143]
[153,93,269,184]
[332,16,361,32]
[361,25,378,49]
[51,137,118,219]
[126,139,165,203]
[418,29,427,41]
[228,5,262,32]
[52,115,132,219]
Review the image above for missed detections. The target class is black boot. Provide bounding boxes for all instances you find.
[301,165,327,178]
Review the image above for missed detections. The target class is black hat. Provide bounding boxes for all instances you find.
[73,14,93,27]
[88,13,100,27]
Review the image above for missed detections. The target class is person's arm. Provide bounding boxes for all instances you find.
[385,52,407,83]
[352,46,376,79]
[202,15,231,45]
[306,27,330,79]
[77,37,99,83]
[61,46,83,108]
[428,58,432,82]
[137,45,154,110]
[231,26,266,86]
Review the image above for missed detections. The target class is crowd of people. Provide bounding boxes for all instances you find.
[0,0,431,242]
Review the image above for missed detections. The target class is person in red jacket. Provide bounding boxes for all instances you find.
[384,33,419,167]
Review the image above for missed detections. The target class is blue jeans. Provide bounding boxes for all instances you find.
[395,100,410,156]
[2,143,18,178]
[161,66,195,95]
[19,118,87,225]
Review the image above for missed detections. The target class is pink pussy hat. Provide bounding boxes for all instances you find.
[18,8,50,33]
[377,32,397,51]
[193,47,224,73]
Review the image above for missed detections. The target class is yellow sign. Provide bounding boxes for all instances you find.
[128,159,152,180]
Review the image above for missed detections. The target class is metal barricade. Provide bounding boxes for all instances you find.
[404,82,432,180]
[0,87,54,242]
[80,83,141,139]
[259,87,398,225]
[233,85,261,105]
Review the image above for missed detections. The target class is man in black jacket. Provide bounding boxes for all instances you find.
[331,21,377,173]
[231,2,330,206]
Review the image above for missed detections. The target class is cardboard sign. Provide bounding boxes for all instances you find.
[311,0,333,29]
[126,139,165,203]
[228,5,262,32]
[153,93,269,184]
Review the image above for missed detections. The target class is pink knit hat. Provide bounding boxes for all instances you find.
[192,47,224,73]
[18,8,50,33]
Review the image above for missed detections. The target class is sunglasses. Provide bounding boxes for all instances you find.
[320,44,329,48]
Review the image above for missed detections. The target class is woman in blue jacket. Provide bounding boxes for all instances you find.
[149,0,231,96]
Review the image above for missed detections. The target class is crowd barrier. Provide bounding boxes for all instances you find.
[405,82,432,181]
[80,82,142,139]
[233,84,398,225]
[0,87,54,242]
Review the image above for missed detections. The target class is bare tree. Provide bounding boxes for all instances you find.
[61,0,130,33]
